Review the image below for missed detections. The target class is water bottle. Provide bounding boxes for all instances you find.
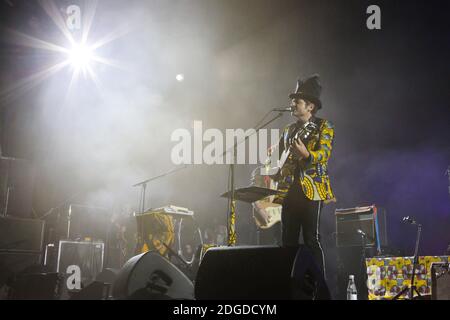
[347,275,358,300]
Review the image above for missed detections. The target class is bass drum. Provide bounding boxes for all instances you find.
[177,217,203,264]
[112,251,194,300]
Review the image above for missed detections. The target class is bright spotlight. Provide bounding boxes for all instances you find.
[67,44,93,71]
[176,74,184,82]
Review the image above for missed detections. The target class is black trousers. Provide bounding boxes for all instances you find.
[281,182,326,279]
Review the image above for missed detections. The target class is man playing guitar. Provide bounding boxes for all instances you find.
[274,74,336,278]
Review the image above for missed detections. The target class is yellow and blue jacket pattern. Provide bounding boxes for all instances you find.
[275,117,336,203]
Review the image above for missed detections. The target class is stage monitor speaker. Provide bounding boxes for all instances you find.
[112,251,194,300]
[194,245,330,300]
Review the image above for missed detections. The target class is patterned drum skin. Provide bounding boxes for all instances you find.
[366,256,450,300]
[135,212,175,257]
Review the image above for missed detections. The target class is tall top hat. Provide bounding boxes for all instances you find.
[289,74,322,110]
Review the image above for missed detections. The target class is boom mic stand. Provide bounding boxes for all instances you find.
[133,165,187,213]
[393,216,422,300]
[357,229,370,300]
[220,109,285,246]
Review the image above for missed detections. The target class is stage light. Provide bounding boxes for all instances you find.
[0,1,130,102]
[176,74,184,82]
[67,43,94,71]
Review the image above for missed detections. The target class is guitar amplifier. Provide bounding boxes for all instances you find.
[57,240,104,288]
[0,216,44,252]
[0,216,45,286]
[335,205,387,252]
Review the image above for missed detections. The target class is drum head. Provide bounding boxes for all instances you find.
[177,218,203,264]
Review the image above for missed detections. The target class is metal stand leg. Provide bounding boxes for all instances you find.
[393,223,422,300]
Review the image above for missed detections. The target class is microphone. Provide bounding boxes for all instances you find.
[402,216,417,225]
[273,106,293,112]
[356,229,366,237]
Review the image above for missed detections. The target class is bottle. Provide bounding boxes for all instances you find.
[347,275,358,300]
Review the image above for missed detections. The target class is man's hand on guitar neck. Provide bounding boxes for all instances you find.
[292,138,310,160]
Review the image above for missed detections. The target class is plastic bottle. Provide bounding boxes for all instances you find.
[347,274,358,300]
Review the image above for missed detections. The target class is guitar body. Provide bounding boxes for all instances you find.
[252,201,282,229]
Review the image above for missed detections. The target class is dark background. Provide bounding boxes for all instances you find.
[0,0,449,295]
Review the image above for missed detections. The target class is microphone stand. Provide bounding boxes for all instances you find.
[132,165,187,213]
[358,231,368,300]
[220,110,285,246]
[393,221,422,300]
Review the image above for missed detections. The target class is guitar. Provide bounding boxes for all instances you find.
[275,120,319,178]
[252,200,282,229]
[251,165,282,229]
[251,121,319,229]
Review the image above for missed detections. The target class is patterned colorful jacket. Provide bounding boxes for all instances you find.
[274,117,336,203]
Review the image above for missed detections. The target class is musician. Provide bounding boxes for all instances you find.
[275,74,335,278]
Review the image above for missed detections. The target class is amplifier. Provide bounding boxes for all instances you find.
[0,251,42,287]
[0,216,44,252]
[57,240,104,289]
[335,205,387,252]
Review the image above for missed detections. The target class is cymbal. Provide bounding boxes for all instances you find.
[220,186,282,203]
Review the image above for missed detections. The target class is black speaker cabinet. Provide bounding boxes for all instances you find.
[335,206,387,250]
[195,245,330,300]
[57,240,104,288]
[0,157,34,218]
[7,272,61,300]
[0,251,42,288]
[431,263,450,300]
[0,216,44,252]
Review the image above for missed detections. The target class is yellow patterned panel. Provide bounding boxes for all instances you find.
[301,176,315,199]
[228,200,237,246]
[366,256,449,299]
[136,212,175,257]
